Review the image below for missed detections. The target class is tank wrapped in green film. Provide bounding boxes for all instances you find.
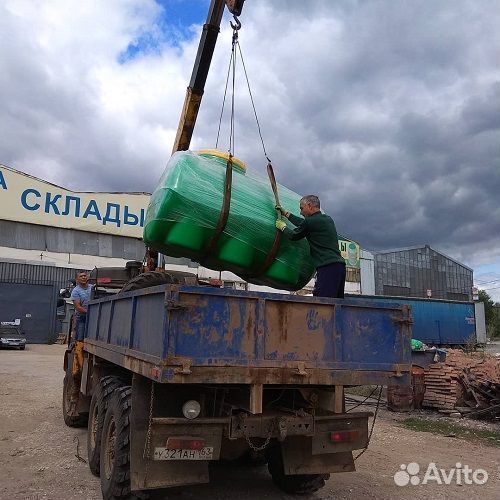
[143,150,316,290]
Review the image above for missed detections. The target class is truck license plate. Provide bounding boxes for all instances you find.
[153,447,213,461]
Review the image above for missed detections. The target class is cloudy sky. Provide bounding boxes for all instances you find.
[1,0,498,299]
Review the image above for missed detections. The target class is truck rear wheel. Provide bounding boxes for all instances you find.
[100,386,148,500]
[87,376,125,476]
[62,372,87,427]
[119,271,177,293]
[267,444,329,495]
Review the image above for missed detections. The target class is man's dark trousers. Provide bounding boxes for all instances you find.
[313,262,346,298]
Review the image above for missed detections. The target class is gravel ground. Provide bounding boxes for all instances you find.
[0,344,498,500]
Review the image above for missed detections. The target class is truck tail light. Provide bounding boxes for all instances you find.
[166,437,206,450]
[97,277,112,284]
[330,430,359,443]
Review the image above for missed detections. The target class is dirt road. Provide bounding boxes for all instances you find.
[0,345,498,500]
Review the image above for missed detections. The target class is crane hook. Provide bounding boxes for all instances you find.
[230,15,241,31]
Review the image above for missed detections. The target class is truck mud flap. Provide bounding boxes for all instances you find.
[282,437,355,474]
[130,374,222,491]
[280,413,370,475]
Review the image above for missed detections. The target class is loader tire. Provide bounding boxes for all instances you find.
[62,372,87,427]
[119,271,177,293]
[87,376,125,476]
[267,444,329,495]
[100,386,149,500]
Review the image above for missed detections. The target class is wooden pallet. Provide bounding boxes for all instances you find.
[423,349,500,410]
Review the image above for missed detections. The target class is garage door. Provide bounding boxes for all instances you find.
[0,282,57,343]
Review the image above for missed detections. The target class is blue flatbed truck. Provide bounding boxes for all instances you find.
[61,4,411,496]
[63,283,412,498]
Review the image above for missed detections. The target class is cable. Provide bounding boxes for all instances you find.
[354,386,383,461]
[236,42,270,161]
[346,386,379,412]
[215,21,271,165]
[229,30,237,156]
[215,47,234,150]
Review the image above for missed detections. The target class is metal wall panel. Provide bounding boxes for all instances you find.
[0,221,17,247]
[98,234,113,257]
[352,294,477,345]
[0,282,57,343]
[360,250,375,295]
[15,222,46,250]
[111,237,124,258]
[124,238,141,259]
[74,230,99,256]
[0,261,77,288]
[0,220,145,260]
[46,227,75,253]
[474,302,487,344]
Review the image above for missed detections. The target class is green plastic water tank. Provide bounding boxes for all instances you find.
[143,150,315,290]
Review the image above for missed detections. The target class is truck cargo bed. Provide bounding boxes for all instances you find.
[84,285,411,386]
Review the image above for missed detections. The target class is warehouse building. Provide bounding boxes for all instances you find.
[373,245,473,301]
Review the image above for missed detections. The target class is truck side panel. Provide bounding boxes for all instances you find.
[85,285,411,384]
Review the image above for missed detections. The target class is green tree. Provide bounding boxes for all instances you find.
[478,290,500,339]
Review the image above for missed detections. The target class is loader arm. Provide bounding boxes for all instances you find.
[172,0,245,154]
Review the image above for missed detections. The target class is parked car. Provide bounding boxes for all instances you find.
[0,326,27,350]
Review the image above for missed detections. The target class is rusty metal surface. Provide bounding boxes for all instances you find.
[229,412,315,439]
[281,437,355,475]
[85,284,412,386]
[130,374,210,491]
[84,340,411,386]
[312,415,369,454]
[85,339,411,386]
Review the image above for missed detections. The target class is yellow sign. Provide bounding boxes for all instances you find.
[339,239,360,268]
[0,165,150,239]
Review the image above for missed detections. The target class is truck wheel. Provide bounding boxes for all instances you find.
[267,444,329,495]
[119,271,177,293]
[100,386,148,500]
[87,376,124,476]
[62,373,87,427]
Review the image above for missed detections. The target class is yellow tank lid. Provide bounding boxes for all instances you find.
[197,149,247,172]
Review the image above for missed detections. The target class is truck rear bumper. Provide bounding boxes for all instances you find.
[149,411,370,457]
[131,410,370,490]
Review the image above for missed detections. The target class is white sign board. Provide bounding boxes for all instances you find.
[0,164,150,239]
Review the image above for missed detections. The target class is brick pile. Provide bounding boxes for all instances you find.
[422,349,500,410]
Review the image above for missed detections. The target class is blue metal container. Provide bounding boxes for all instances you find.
[349,295,476,345]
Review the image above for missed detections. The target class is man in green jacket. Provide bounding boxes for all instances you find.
[276,195,346,298]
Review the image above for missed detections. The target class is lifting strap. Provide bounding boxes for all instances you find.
[200,156,233,263]
[253,162,283,276]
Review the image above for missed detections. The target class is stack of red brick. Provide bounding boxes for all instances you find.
[423,349,500,410]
